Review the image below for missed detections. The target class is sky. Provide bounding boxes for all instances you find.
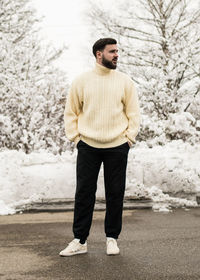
[32,0,91,81]
[32,0,117,82]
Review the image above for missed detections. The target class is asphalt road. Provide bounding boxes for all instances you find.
[0,208,200,280]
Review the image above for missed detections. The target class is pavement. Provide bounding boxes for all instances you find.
[0,208,200,280]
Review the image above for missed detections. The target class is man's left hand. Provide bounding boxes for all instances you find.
[127,140,132,148]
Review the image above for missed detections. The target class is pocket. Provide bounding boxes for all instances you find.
[126,142,130,148]
[77,140,82,148]
[120,142,130,149]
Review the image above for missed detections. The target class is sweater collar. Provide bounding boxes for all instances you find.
[94,62,113,75]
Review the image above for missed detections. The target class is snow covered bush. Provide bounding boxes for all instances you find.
[139,114,166,145]
[165,112,200,144]
[0,0,69,154]
[138,112,200,146]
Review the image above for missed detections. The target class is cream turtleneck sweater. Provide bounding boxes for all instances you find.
[64,62,140,148]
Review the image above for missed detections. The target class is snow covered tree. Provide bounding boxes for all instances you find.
[0,0,69,154]
[86,0,200,143]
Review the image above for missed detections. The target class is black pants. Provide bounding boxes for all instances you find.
[73,140,130,243]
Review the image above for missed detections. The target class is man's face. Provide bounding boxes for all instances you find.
[98,44,119,69]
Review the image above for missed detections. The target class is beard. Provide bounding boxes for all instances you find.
[102,55,117,69]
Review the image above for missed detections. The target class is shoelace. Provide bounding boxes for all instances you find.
[67,240,85,252]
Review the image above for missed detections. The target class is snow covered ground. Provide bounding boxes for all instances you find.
[0,140,199,215]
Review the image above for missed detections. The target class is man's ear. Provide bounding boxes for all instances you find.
[96,50,102,59]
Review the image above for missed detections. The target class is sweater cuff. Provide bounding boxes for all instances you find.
[126,134,137,146]
[123,132,135,147]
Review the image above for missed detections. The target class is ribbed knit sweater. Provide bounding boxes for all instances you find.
[64,62,141,148]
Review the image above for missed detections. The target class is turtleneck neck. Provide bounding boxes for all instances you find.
[94,62,113,75]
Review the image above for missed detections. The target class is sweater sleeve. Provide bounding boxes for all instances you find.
[64,80,82,145]
[124,78,141,144]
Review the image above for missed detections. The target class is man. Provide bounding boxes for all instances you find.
[60,38,140,257]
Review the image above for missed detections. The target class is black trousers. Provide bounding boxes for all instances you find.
[73,140,130,243]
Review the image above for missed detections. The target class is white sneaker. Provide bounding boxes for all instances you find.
[59,238,87,257]
[106,237,120,255]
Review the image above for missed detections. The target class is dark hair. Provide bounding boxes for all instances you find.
[92,38,117,58]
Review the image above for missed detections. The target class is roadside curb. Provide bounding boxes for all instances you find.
[17,197,153,213]
[16,196,200,213]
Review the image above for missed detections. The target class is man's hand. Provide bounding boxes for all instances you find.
[127,140,132,148]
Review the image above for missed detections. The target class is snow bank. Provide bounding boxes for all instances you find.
[0,140,199,215]
[126,140,200,194]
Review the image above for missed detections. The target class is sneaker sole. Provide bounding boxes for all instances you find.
[106,251,120,256]
[59,250,87,257]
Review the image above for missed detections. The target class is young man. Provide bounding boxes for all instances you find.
[60,38,140,256]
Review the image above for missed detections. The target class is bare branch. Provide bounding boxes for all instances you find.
[165,0,182,18]
[184,86,200,112]
[12,32,26,44]
[171,2,187,36]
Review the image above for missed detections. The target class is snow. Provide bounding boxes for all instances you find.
[0,140,199,215]
[0,0,68,155]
